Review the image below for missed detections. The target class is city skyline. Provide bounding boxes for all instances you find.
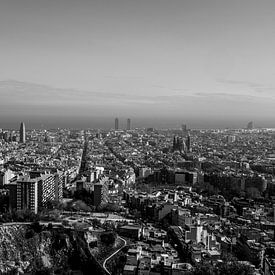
[0,118,273,131]
[1,0,275,128]
[19,122,26,143]
[1,1,275,273]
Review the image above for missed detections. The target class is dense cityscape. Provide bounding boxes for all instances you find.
[0,119,274,274]
[1,0,275,274]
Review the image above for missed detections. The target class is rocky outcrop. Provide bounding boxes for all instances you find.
[0,224,106,274]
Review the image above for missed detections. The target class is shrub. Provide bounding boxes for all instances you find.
[100,231,116,245]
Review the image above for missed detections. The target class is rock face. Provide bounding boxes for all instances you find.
[0,224,105,274]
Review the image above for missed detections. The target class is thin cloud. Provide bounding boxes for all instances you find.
[0,80,181,106]
[217,79,261,87]
[0,80,199,106]
[194,92,260,102]
[217,78,275,97]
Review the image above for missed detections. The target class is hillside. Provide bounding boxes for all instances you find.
[0,224,105,274]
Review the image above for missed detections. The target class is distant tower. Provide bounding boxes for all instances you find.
[19,122,26,143]
[173,136,176,151]
[186,135,192,152]
[182,124,187,135]
[3,131,10,142]
[177,137,183,151]
[173,136,184,152]
[247,121,253,130]
[115,118,119,130]
[127,118,131,130]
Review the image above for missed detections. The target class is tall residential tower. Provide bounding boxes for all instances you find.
[127,118,131,130]
[247,121,253,130]
[19,122,26,143]
[186,135,192,152]
[115,118,119,130]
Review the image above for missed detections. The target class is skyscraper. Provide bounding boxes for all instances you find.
[127,118,131,130]
[19,122,26,143]
[93,181,108,207]
[181,124,188,136]
[186,135,192,152]
[173,136,184,152]
[247,121,253,130]
[16,177,38,214]
[182,124,187,132]
[115,118,119,130]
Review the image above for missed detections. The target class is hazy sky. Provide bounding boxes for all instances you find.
[1,0,275,129]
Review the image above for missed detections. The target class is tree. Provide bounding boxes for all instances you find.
[25,229,35,239]
[187,260,255,275]
[73,189,94,206]
[97,203,122,213]
[218,261,254,275]
[100,231,116,245]
[102,220,115,231]
[30,221,43,233]
[33,267,52,275]
[47,223,53,231]
[90,218,101,228]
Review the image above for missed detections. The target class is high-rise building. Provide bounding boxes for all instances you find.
[93,178,108,207]
[115,118,119,130]
[247,121,253,130]
[3,131,10,142]
[127,118,131,130]
[186,135,192,152]
[6,182,17,211]
[54,172,64,202]
[182,124,187,133]
[173,136,184,152]
[19,122,26,143]
[16,177,39,214]
[32,172,63,208]
[0,169,15,186]
[38,174,56,209]
[7,172,63,213]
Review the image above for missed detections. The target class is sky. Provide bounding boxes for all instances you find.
[1,0,275,129]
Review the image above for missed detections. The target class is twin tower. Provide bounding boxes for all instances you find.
[115,118,131,131]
